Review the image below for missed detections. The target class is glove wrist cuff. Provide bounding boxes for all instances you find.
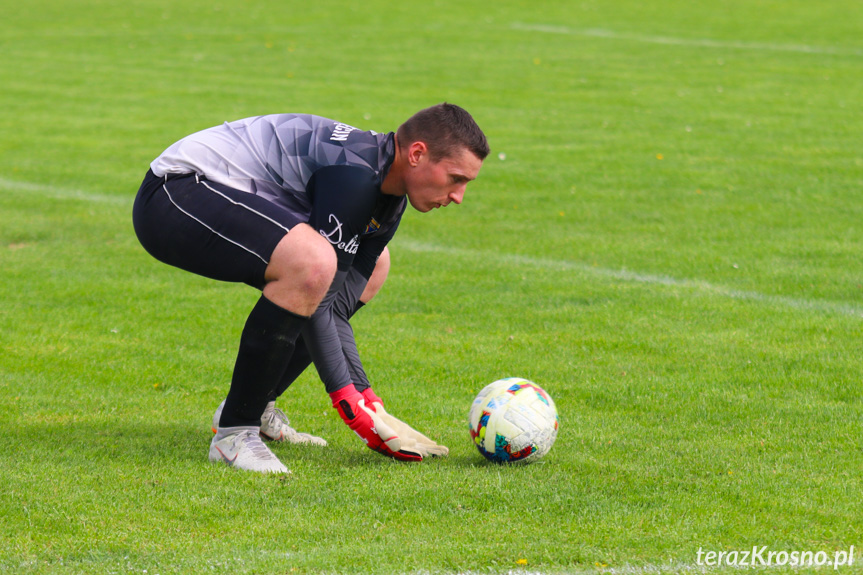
[359,387,384,406]
[329,385,361,408]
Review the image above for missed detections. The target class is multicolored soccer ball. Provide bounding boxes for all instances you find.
[468,378,559,464]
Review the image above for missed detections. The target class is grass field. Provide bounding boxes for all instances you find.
[2,1,862,573]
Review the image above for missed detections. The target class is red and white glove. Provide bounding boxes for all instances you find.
[330,386,422,462]
[358,388,449,458]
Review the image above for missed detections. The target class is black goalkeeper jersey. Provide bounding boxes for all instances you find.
[150,113,406,277]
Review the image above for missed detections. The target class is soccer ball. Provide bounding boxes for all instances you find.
[468,378,559,464]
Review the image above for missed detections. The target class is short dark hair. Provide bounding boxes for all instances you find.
[396,103,489,162]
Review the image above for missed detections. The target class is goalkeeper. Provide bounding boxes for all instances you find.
[133,104,488,473]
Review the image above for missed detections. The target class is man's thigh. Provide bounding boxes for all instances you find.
[133,171,304,289]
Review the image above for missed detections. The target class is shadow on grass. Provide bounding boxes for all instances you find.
[6,417,548,478]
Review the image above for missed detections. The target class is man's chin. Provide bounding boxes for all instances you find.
[407,196,434,213]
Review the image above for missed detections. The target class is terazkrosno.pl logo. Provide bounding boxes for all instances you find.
[696,546,855,570]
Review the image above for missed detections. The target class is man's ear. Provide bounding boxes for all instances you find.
[407,141,428,167]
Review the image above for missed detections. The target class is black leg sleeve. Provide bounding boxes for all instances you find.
[270,338,313,400]
[220,295,308,428]
[271,297,366,399]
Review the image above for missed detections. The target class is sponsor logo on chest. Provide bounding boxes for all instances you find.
[319,214,360,255]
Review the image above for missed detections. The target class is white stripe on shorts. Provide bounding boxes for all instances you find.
[160,177,275,265]
[198,177,292,234]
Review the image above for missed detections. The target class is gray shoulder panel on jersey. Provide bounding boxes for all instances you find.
[150,114,395,217]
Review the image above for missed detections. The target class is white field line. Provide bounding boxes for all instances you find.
[4,175,860,320]
[398,240,863,319]
[510,22,863,57]
[0,176,131,206]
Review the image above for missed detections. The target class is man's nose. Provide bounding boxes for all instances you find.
[448,187,465,205]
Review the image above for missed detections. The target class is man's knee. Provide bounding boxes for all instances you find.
[264,224,338,313]
[291,229,338,293]
[361,247,390,303]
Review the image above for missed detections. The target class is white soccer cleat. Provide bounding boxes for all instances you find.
[212,400,328,446]
[208,427,289,474]
[260,402,328,446]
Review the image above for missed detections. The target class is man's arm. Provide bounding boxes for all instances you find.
[301,235,390,393]
[301,165,381,392]
[270,246,389,399]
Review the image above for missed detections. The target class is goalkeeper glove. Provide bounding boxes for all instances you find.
[330,386,422,462]
[359,387,449,458]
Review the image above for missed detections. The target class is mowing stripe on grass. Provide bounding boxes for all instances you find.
[0,176,131,206]
[510,22,863,57]
[399,239,863,319]
[6,175,860,319]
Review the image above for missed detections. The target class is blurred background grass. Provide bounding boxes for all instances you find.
[1,0,862,573]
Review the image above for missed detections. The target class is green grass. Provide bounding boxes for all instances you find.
[2,0,862,573]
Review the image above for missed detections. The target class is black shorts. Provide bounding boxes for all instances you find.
[133,170,303,289]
